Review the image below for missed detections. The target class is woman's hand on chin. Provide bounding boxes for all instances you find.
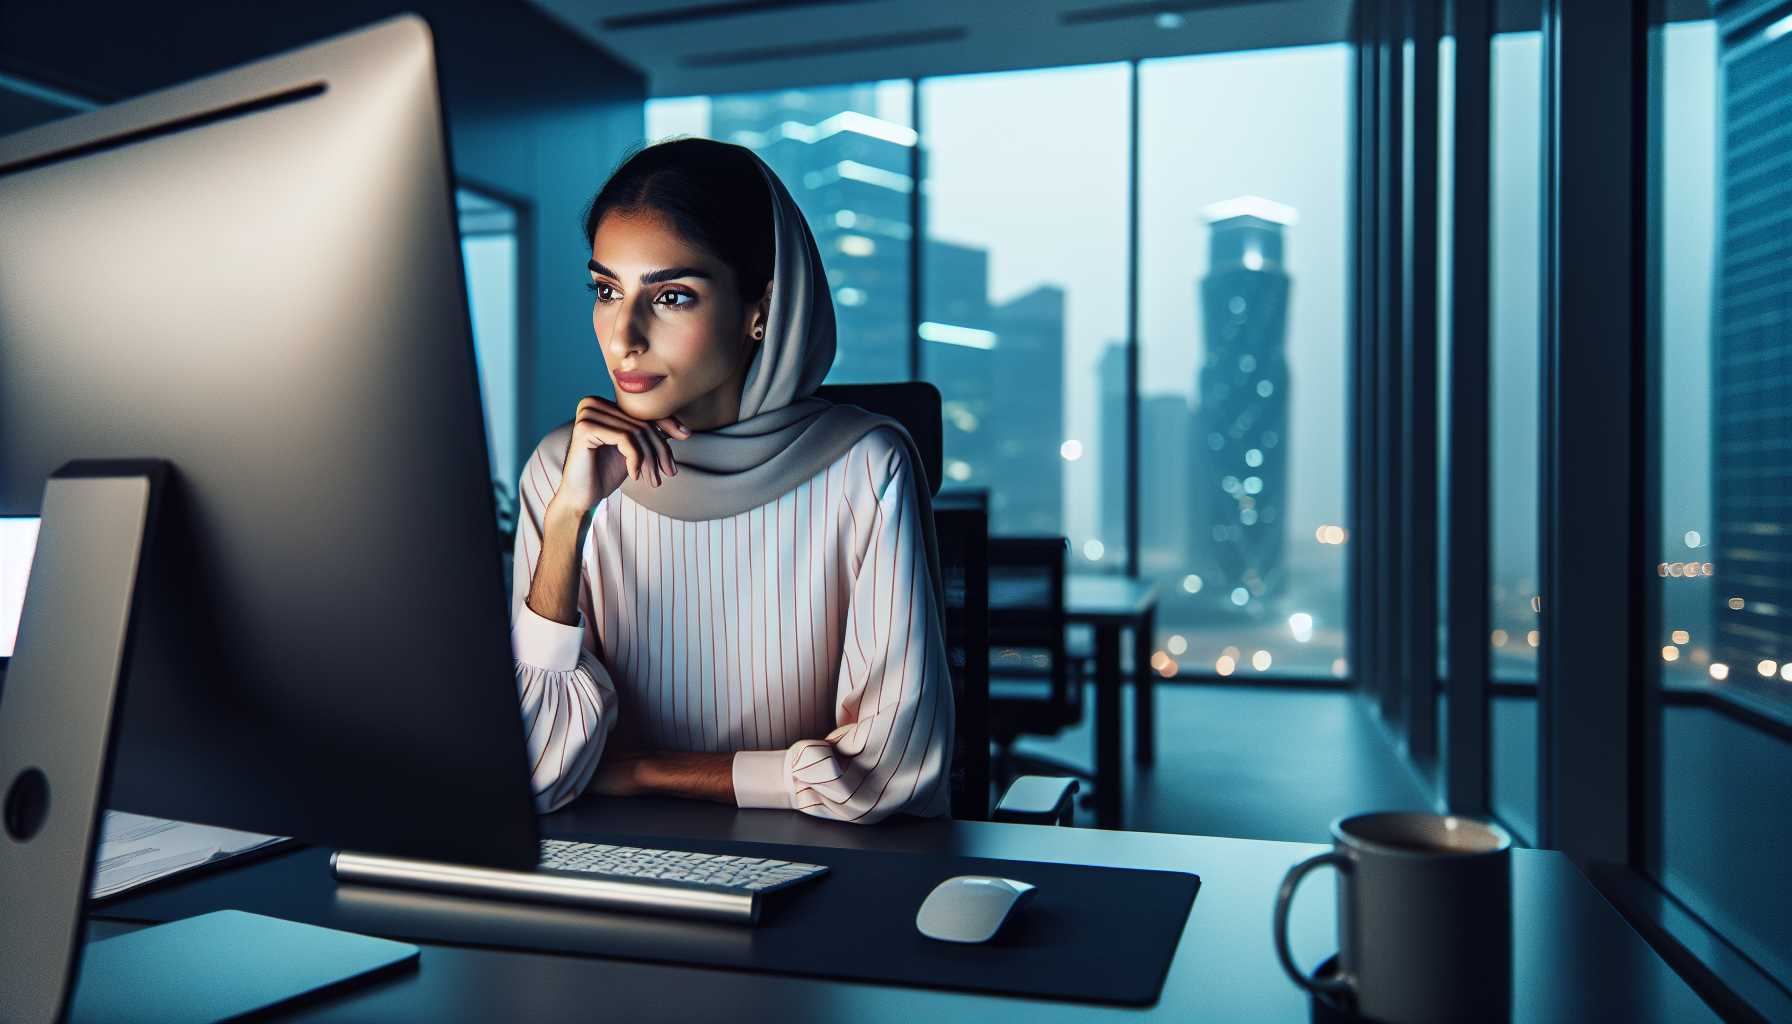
[554,394,689,516]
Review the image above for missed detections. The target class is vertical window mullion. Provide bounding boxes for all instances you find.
[1538,0,1644,864]
[1377,0,1407,721]
[1351,0,1382,698]
[1406,0,1443,763]
[1445,0,1494,816]
[908,78,923,383]
[1126,60,1141,581]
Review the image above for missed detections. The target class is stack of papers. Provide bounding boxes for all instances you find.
[90,811,288,900]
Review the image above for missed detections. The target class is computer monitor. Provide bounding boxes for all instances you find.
[0,17,538,864]
[1,16,546,1016]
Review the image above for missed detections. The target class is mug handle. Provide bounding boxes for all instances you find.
[1273,851,1353,998]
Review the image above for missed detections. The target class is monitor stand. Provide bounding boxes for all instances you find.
[0,461,417,1023]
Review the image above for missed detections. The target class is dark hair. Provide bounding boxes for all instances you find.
[582,137,774,304]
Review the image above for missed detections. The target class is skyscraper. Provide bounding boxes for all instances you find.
[924,237,997,496]
[1190,197,1295,607]
[922,239,1065,535]
[712,87,915,385]
[989,284,1066,535]
[1140,393,1195,574]
[1711,18,1792,697]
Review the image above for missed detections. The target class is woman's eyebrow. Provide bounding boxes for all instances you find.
[588,258,712,284]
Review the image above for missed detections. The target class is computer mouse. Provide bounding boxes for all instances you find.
[915,875,1037,943]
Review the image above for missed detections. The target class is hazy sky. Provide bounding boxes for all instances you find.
[1489,31,1543,610]
[1657,21,1716,548]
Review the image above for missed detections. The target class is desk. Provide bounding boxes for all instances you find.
[991,574,1160,828]
[89,797,1715,1022]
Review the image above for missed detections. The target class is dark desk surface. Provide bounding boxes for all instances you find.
[89,798,1715,1022]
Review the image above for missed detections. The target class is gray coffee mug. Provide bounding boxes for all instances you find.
[1273,812,1513,1024]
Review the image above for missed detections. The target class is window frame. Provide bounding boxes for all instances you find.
[455,178,532,502]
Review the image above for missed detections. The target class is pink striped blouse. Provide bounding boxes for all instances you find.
[509,422,954,824]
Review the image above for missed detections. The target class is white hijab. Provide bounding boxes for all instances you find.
[615,146,947,622]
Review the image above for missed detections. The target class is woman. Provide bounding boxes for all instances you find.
[510,137,954,824]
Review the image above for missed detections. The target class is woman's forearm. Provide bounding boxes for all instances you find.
[639,752,736,803]
[525,501,592,625]
[593,752,736,804]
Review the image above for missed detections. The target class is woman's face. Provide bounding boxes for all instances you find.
[588,210,768,431]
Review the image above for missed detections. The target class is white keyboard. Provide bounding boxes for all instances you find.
[538,839,829,894]
[331,840,829,925]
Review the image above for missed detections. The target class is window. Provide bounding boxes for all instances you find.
[917,64,1129,541]
[648,83,916,386]
[1488,29,1542,844]
[1646,5,1792,985]
[457,187,521,498]
[1137,45,1353,679]
[651,54,1354,684]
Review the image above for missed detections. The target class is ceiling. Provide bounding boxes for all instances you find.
[525,0,1355,98]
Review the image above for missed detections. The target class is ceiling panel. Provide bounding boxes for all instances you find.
[526,0,1354,96]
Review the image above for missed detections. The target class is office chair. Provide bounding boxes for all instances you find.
[813,383,942,495]
[931,492,1088,796]
[987,536,1098,803]
[815,384,1075,826]
[932,500,990,820]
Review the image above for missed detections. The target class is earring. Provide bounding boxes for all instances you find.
[753,327,764,340]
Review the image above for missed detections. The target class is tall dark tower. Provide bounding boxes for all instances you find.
[1191,197,1295,606]
[1711,13,1792,697]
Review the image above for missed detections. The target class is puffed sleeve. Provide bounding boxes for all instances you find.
[510,427,621,814]
[730,433,954,823]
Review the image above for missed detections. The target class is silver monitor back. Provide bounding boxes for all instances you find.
[0,15,539,869]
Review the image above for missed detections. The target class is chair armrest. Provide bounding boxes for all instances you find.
[992,775,1080,826]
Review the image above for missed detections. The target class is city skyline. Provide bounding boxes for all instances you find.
[649,43,1354,674]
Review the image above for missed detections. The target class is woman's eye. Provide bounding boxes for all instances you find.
[587,281,618,303]
[657,290,693,309]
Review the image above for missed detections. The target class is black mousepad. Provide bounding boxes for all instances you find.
[96,833,1201,1007]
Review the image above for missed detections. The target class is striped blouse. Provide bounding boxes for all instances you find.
[508,422,954,824]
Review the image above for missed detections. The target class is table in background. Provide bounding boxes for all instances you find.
[86,797,1716,1022]
[990,573,1160,828]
